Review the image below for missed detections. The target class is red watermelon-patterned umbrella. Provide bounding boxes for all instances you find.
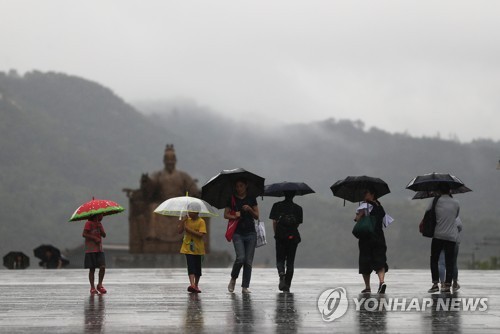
[69,197,125,222]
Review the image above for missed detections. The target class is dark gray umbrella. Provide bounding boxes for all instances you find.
[412,185,472,199]
[3,251,30,269]
[406,173,466,192]
[201,168,265,209]
[33,244,61,261]
[330,175,390,203]
[264,182,315,197]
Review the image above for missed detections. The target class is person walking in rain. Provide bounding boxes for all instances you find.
[269,190,303,292]
[177,202,207,293]
[225,178,259,294]
[355,187,389,294]
[82,214,107,294]
[426,183,460,293]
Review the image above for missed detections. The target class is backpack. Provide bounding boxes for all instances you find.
[278,214,297,227]
[275,213,300,243]
[419,196,440,238]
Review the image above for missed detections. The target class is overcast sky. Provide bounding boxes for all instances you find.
[1,1,499,142]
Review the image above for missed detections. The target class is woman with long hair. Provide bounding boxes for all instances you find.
[224,178,259,293]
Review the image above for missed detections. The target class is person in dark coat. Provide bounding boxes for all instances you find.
[355,187,388,294]
[269,191,303,292]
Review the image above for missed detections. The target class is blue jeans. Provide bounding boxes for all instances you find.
[231,232,257,288]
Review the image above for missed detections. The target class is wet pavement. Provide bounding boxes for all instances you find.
[0,268,499,333]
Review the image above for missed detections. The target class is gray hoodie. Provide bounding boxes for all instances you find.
[427,195,460,242]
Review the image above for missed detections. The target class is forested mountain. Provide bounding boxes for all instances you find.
[1,71,499,269]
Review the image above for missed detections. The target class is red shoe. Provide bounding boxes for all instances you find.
[96,286,107,294]
[187,285,197,293]
[195,286,202,293]
[90,288,98,294]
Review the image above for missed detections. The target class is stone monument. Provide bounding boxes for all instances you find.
[123,144,209,254]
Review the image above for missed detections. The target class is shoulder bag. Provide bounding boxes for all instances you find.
[225,196,239,242]
[419,196,440,238]
[352,214,376,239]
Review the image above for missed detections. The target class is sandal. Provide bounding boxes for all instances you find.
[90,288,98,294]
[96,286,107,294]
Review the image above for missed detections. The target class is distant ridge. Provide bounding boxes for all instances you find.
[1,70,499,268]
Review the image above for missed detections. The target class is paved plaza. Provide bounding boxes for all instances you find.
[0,268,499,333]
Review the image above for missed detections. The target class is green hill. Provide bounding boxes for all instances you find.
[1,71,499,269]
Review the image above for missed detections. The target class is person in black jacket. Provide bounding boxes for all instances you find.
[355,187,388,294]
[269,191,303,292]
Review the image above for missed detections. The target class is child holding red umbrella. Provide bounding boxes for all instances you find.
[82,214,107,294]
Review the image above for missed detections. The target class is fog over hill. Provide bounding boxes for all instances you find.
[1,71,499,269]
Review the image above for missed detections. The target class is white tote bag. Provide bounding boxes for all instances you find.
[255,220,267,248]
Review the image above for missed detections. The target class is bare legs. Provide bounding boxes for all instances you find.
[89,267,105,289]
[189,274,201,289]
[362,267,386,292]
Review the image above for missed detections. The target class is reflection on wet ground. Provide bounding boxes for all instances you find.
[184,293,204,333]
[275,292,299,333]
[84,294,105,333]
[0,268,498,333]
[424,294,462,334]
[357,295,387,333]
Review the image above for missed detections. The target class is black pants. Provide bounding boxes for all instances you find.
[185,254,202,277]
[431,238,456,284]
[276,238,298,287]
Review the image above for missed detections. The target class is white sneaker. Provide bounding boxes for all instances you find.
[242,287,251,294]
[228,278,236,293]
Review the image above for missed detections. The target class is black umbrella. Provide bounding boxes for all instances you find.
[264,182,315,197]
[3,251,30,269]
[33,244,61,261]
[412,185,472,199]
[201,168,265,209]
[406,173,466,192]
[330,175,390,203]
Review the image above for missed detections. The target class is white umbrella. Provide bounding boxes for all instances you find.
[154,195,219,219]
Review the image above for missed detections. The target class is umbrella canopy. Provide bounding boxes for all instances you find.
[412,185,472,199]
[406,173,466,192]
[330,175,390,203]
[154,195,219,218]
[33,244,61,261]
[69,197,125,222]
[3,251,30,269]
[201,168,265,209]
[263,181,315,197]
